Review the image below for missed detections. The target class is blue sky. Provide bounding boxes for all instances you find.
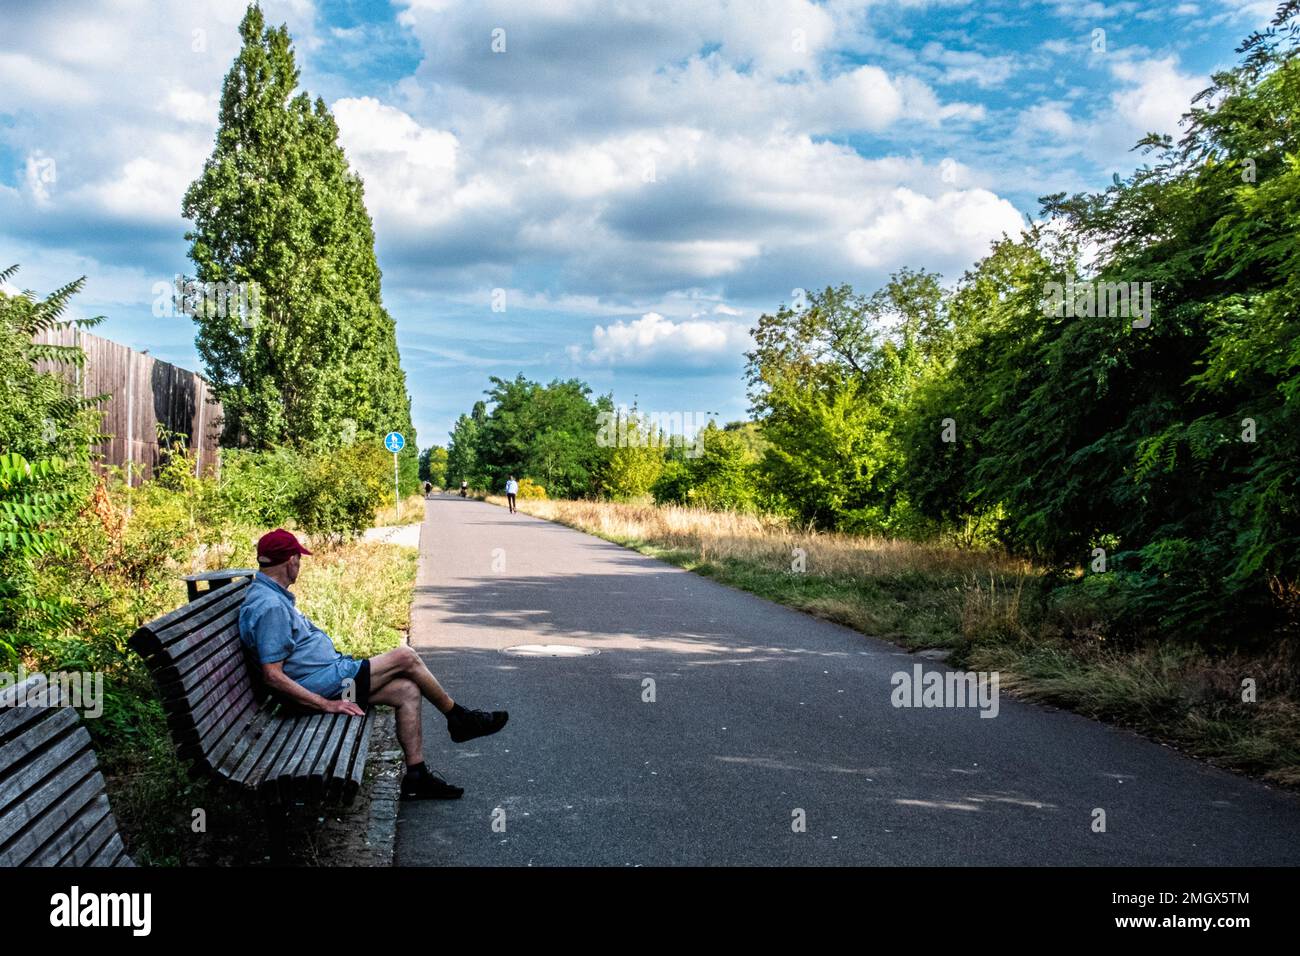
[0,0,1278,448]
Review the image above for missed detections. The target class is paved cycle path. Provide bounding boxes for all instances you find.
[394,496,1300,866]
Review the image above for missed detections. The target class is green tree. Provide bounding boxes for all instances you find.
[745,272,947,532]
[474,375,609,498]
[446,403,484,488]
[419,445,448,486]
[650,422,758,511]
[182,3,415,486]
[0,268,104,461]
[598,407,665,500]
[912,4,1300,635]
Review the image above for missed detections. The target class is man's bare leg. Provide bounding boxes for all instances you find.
[368,645,509,749]
[371,673,465,799]
[368,646,454,713]
[369,676,422,764]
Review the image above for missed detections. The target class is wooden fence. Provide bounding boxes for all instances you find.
[32,328,222,486]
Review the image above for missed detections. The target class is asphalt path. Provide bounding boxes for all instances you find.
[395,496,1300,866]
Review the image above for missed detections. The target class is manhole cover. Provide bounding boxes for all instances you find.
[501,644,599,657]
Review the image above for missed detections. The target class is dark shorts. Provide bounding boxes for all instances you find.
[344,659,371,708]
[320,659,370,708]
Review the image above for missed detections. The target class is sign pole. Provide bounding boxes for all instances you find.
[384,432,406,524]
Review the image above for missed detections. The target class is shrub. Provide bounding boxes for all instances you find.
[650,460,693,506]
[212,446,303,528]
[292,442,389,540]
[516,477,547,499]
[0,453,85,662]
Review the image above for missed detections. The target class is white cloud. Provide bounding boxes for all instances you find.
[24,152,58,203]
[921,42,1018,87]
[333,96,461,227]
[845,188,1025,269]
[1108,56,1204,139]
[569,312,753,367]
[1009,54,1206,177]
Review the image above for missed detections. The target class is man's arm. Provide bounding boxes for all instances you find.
[260,661,364,716]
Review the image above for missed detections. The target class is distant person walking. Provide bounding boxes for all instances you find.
[423,480,432,498]
[505,476,519,514]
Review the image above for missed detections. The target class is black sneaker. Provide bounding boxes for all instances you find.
[400,768,464,800]
[447,707,509,743]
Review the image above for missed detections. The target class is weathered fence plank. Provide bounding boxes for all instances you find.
[32,328,222,485]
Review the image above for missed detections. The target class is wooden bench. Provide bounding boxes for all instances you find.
[128,570,374,808]
[0,674,134,866]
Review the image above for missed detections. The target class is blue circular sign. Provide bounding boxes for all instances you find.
[384,432,405,452]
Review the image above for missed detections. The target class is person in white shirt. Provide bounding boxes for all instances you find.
[505,476,519,513]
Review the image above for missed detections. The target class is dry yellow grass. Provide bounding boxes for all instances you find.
[373,493,427,528]
[493,496,1032,580]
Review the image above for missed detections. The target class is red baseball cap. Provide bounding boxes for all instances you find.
[256,528,312,567]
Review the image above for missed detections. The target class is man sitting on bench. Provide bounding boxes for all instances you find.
[238,529,508,800]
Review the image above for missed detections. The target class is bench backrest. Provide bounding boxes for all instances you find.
[0,675,133,866]
[128,571,260,775]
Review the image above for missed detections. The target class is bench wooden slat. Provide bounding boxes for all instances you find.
[342,712,374,806]
[87,830,131,867]
[193,693,260,773]
[63,811,122,868]
[147,613,244,677]
[170,674,254,750]
[271,713,326,796]
[0,702,51,751]
[214,707,276,779]
[1,678,133,867]
[284,715,344,802]
[0,758,101,865]
[306,715,352,802]
[130,581,251,656]
[186,659,254,739]
[40,794,114,867]
[259,717,315,802]
[0,711,87,813]
[326,715,365,804]
[0,705,79,778]
[153,622,245,696]
[232,713,299,792]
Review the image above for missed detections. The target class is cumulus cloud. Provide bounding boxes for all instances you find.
[333,96,460,226]
[845,188,1026,269]
[568,312,753,368]
[1108,57,1205,139]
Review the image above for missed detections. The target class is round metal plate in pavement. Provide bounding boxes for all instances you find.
[501,644,600,657]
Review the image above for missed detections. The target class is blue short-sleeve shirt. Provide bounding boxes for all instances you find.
[238,572,361,699]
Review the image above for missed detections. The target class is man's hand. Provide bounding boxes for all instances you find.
[322,698,365,716]
[261,661,364,715]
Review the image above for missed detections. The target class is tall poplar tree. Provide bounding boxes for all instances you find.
[182,4,415,468]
